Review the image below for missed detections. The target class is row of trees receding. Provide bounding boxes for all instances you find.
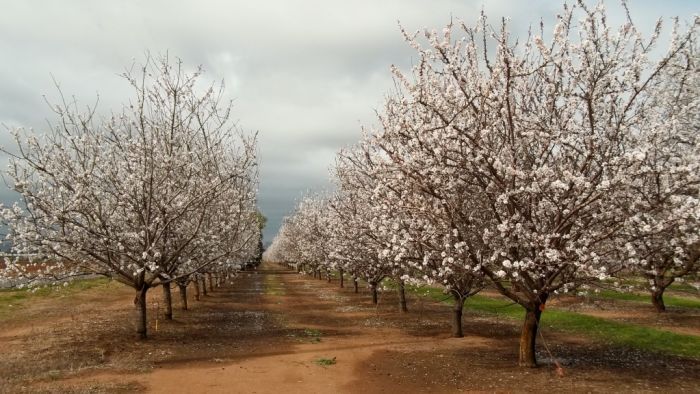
[1,56,263,339]
[265,2,699,367]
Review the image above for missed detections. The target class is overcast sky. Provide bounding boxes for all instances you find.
[0,1,696,242]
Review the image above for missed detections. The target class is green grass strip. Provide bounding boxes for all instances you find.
[410,285,700,359]
[264,274,286,296]
[592,290,700,309]
[0,277,112,319]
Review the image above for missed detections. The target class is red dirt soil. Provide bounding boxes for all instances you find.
[2,263,699,393]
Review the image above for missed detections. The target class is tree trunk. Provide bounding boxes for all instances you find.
[327,271,331,282]
[652,289,667,312]
[178,283,188,311]
[519,305,543,367]
[370,282,378,304]
[202,277,208,296]
[208,273,214,292]
[162,283,173,320]
[398,280,408,313]
[339,269,344,288]
[134,287,149,339]
[451,293,464,338]
[194,279,200,301]
[353,276,358,293]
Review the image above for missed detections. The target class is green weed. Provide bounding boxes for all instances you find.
[314,357,336,366]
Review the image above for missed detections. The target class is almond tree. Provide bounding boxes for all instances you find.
[620,35,699,311]
[372,2,697,366]
[332,141,486,329]
[359,122,489,335]
[1,56,259,338]
[166,182,261,314]
[326,198,391,305]
[286,196,333,279]
[329,150,401,306]
[264,219,302,268]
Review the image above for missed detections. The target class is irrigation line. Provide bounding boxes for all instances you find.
[537,324,564,377]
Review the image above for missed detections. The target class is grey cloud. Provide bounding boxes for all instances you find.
[0,0,695,243]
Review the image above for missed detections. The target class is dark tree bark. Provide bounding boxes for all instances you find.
[339,269,344,288]
[353,276,358,293]
[134,286,149,339]
[162,283,173,320]
[398,280,408,313]
[327,270,331,282]
[451,293,464,338]
[208,273,214,292]
[370,281,378,304]
[518,297,547,367]
[652,290,667,312]
[202,277,208,296]
[194,278,201,301]
[178,282,188,311]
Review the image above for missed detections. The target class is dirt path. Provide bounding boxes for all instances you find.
[127,267,498,393]
[4,263,700,393]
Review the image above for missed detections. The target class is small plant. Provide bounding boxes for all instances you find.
[264,275,286,296]
[47,370,62,380]
[314,357,336,366]
[303,328,322,343]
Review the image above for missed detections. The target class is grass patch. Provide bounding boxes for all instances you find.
[314,357,336,366]
[591,290,700,309]
[0,277,112,320]
[47,370,63,380]
[264,274,286,296]
[288,327,323,343]
[303,328,322,343]
[669,281,700,292]
[410,285,700,359]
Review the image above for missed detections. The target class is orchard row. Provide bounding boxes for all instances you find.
[0,56,264,338]
[265,3,699,368]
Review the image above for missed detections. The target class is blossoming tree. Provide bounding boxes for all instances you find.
[619,34,699,311]
[1,56,260,338]
[371,2,697,366]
